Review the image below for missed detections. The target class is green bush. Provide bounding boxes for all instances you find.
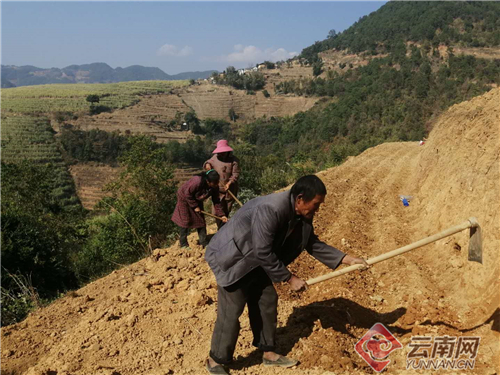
[263,61,276,69]
[184,111,200,129]
[1,161,80,325]
[218,66,266,91]
[75,209,148,280]
[228,108,238,122]
[58,127,130,165]
[75,135,178,281]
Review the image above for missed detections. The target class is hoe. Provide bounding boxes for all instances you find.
[307,217,483,286]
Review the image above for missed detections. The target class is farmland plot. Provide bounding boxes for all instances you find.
[1,80,188,115]
[1,116,80,209]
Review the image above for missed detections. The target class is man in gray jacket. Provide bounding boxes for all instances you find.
[205,175,368,374]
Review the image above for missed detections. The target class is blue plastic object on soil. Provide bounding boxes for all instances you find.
[402,198,409,206]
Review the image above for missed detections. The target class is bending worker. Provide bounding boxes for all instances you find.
[204,175,369,374]
[204,139,240,228]
[171,170,227,249]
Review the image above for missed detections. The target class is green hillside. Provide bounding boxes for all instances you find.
[301,1,500,61]
[1,116,81,210]
[240,2,500,180]
[1,80,188,116]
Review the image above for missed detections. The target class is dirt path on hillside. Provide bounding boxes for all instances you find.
[2,89,499,375]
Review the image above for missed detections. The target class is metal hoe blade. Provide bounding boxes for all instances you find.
[468,217,483,264]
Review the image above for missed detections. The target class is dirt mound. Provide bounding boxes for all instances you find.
[2,89,499,375]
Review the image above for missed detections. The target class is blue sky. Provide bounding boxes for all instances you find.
[1,1,386,74]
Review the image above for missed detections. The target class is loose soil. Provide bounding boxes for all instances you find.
[2,89,499,375]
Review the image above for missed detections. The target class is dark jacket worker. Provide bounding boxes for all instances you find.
[204,175,368,374]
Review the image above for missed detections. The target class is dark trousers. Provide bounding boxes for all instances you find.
[213,196,235,229]
[209,268,278,364]
[179,226,207,247]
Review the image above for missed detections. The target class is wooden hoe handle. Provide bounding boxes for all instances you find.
[306,218,479,286]
[227,190,243,207]
[200,210,224,221]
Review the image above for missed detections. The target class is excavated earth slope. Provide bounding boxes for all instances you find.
[2,89,499,375]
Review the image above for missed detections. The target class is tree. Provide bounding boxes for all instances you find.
[1,161,80,325]
[313,59,324,77]
[228,108,238,122]
[76,136,178,280]
[327,29,337,39]
[86,94,100,106]
[184,111,200,129]
[243,71,266,91]
[263,61,276,69]
[226,66,237,75]
[86,94,100,114]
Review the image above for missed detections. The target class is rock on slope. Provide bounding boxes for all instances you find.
[2,89,498,375]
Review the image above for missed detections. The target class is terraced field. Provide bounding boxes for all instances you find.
[1,81,188,115]
[1,116,80,208]
[71,83,319,139]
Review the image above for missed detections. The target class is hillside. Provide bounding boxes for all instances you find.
[70,82,318,134]
[2,87,498,375]
[65,82,318,208]
[301,1,500,60]
[1,64,217,87]
[1,116,81,209]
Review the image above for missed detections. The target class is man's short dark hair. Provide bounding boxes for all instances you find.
[291,175,327,202]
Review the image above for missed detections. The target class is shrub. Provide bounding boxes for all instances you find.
[76,136,178,281]
[1,161,80,325]
[228,108,238,122]
[263,61,276,69]
[86,94,100,105]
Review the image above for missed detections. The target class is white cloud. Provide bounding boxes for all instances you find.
[157,44,193,57]
[213,45,298,65]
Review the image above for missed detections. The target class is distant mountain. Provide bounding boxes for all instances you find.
[115,65,171,82]
[1,63,217,87]
[1,76,16,88]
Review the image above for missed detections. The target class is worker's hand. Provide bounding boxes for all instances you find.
[194,207,201,213]
[346,256,369,270]
[224,181,232,191]
[288,275,307,292]
[221,216,228,223]
[205,163,212,171]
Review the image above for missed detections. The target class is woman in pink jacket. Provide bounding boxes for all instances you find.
[204,140,240,229]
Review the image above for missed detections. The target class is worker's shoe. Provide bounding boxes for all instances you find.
[263,355,298,367]
[205,359,228,374]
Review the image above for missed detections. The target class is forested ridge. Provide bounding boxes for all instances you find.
[301,1,500,61]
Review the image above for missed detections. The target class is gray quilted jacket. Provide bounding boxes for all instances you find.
[205,190,346,287]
